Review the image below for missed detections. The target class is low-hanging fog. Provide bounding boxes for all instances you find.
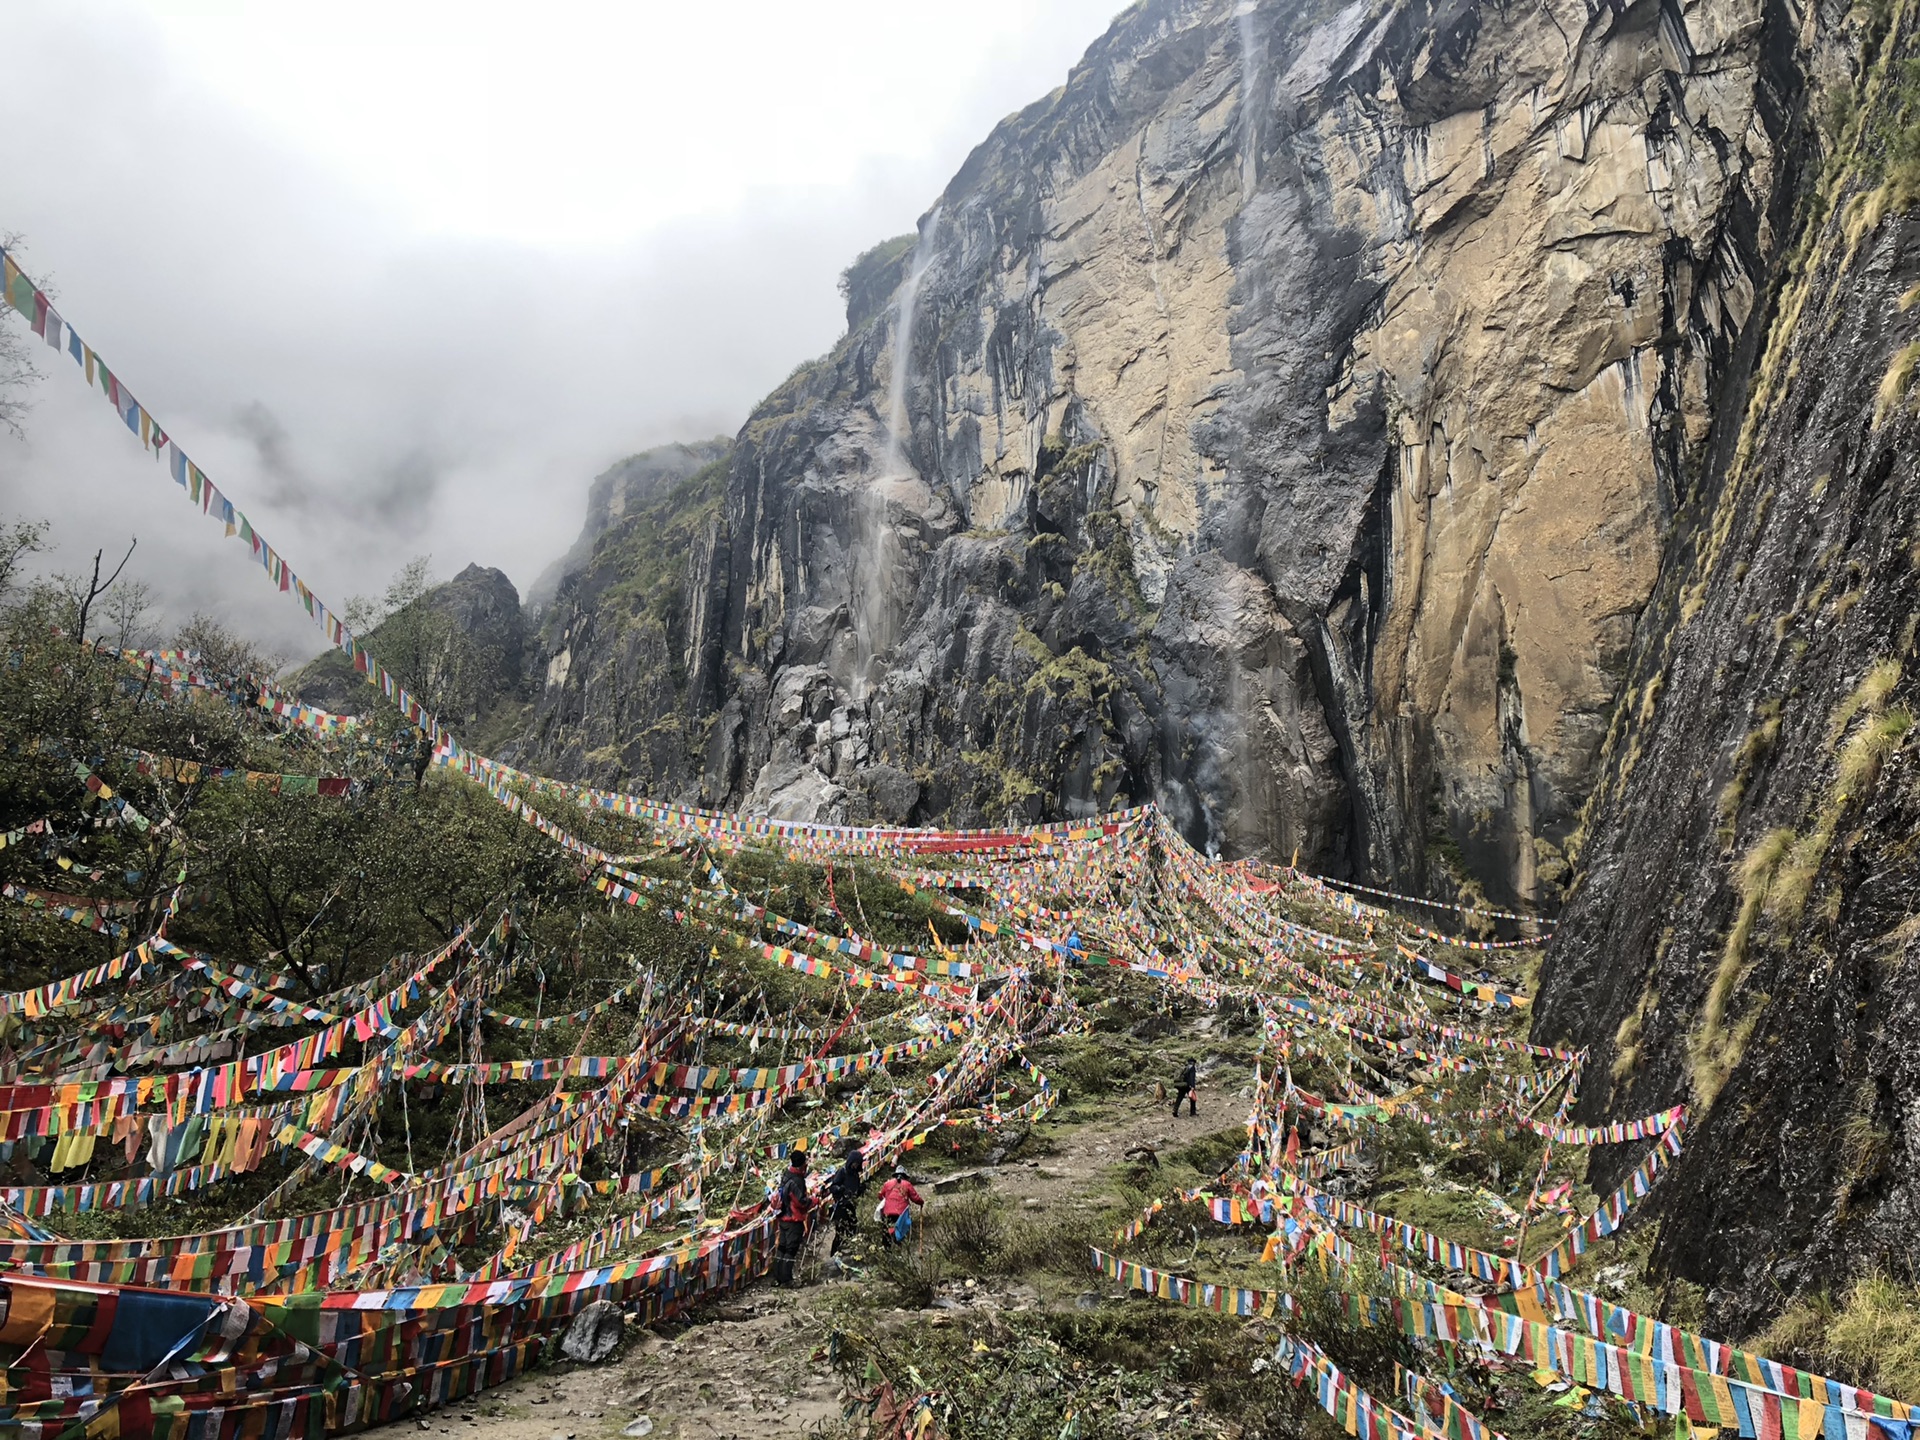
[0,0,1123,659]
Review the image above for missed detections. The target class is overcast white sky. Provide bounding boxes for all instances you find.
[0,0,1123,659]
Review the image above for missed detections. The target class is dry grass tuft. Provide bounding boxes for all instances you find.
[1877,343,1920,425]
[1830,660,1903,744]
[1768,1274,1920,1402]
[1611,988,1658,1083]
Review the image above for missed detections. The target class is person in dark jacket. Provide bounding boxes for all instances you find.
[1173,1058,1198,1118]
[826,1140,866,1254]
[772,1149,811,1286]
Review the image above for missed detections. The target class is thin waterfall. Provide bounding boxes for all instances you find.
[882,207,943,478]
[1237,1,1261,201]
[854,207,942,702]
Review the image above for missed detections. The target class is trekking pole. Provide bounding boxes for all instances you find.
[799,1217,819,1285]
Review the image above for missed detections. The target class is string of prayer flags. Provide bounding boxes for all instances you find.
[482,975,648,1029]
[1518,1105,1688,1147]
[1088,1245,1277,1318]
[272,1123,408,1187]
[1288,869,1556,928]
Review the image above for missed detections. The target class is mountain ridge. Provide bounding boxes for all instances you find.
[290,0,1920,1332]
[366,0,1806,906]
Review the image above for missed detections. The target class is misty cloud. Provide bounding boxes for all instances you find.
[367,450,447,531]
[231,401,312,513]
[0,0,1123,661]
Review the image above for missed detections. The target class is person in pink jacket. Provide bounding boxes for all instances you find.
[878,1166,923,1246]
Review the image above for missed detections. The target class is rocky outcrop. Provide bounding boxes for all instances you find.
[1535,7,1920,1334]
[525,440,730,614]
[510,0,1804,902]
[296,563,533,748]
[507,453,733,795]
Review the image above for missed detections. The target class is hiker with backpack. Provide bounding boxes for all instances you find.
[827,1138,867,1254]
[772,1148,812,1285]
[1173,1057,1198,1118]
[877,1164,924,1247]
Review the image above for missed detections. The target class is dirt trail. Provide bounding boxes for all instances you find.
[988,1087,1215,1206]
[371,1285,839,1440]
[360,1083,1234,1439]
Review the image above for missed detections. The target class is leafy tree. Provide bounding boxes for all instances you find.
[0,518,46,597]
[174,611,282,681]
[344,555,435,635]
[0,233,40,439]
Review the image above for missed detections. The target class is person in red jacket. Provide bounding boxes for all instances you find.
[772,1150,812,1285]
[878,1165,923,1247]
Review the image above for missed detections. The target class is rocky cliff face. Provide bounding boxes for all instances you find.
[514,0,1806,906]
[1535,4,1920,1334]
[512,451,733,794]
[314,0,1920,1327]
[298,562,534,750]
[524,440,730,614]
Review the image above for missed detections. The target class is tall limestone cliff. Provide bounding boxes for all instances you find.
[524,440,730,615]
[517,0,1809,908]
[515,447,734,791]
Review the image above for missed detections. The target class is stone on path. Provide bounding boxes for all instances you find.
[560,1301,624,1364]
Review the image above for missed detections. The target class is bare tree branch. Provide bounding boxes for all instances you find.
[73,536,136,646]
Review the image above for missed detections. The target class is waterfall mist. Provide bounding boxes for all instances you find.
[1236,1,1261,200]
[881,207,944,480]
[853,207,943,701]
